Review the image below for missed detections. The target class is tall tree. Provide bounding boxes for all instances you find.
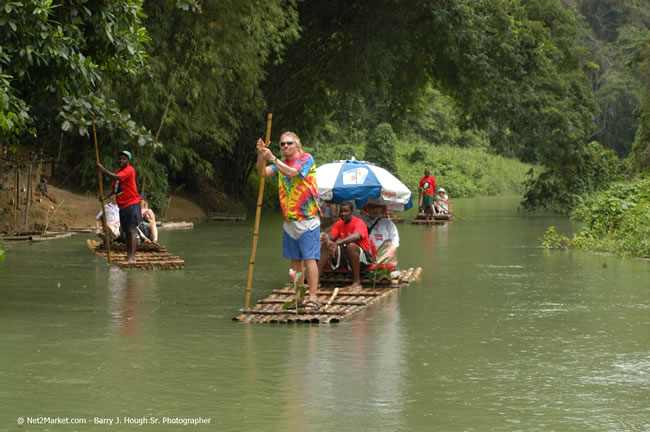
[0,0,152,149]
[110,0,300,196]
[574,0,650,156]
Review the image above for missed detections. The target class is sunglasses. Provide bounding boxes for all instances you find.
[279,141,294,148]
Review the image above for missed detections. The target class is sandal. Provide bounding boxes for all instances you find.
[286,300,303,310]
[299,300,321,312]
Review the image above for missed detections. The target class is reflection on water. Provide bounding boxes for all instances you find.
[105,267,159,338]
[1,197,648,431]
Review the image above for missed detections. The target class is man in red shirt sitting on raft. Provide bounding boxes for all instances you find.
[318,201,375,290]
[98,150,142,264]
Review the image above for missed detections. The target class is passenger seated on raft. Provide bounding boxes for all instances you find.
[360,200,399,266]
[318,201,375,290]
[434,188,449,215]
[319,199,338,231]
[136,194,158,243]
[95,195,121,243]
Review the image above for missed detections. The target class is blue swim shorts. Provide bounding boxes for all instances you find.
[282,227,321,260]
[119,202,142,231]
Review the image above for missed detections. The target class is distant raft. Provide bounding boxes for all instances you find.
[411,213,453,224]
[86,239,184,269]
[233,267,422,324]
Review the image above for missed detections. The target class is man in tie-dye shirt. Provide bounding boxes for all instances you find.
[257,131,322,311]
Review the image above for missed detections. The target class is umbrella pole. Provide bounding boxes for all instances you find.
[93,116,112,264]
[244,113,272,310]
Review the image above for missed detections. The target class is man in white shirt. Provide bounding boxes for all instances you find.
[434,188,449,214]
[95,196,121,242]
[360,201,399,265]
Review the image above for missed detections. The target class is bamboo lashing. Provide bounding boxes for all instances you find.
[244,113,272,310]
[93,115,112,263]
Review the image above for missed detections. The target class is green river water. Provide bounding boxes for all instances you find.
[1,196,648,431]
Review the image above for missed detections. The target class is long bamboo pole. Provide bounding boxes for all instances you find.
[450,211,468,222]
[244,113,272,310]
[93,116,112,263]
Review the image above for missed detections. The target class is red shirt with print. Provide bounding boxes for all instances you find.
[330,216,375,256]
[419,175,437,195]
[111,164,141,209]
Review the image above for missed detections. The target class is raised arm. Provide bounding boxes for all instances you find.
[256,138,275,177]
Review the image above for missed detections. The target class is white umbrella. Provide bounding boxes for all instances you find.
[316,159,413,211]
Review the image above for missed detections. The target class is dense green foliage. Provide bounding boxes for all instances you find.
[111,0,299,199]
[0,0,153,147]
[523,141,626,212]
[395,140,531,199]
[364,123,397,174]
[542,177,650,257]
[1,0,648,247]
[572,0,650,157]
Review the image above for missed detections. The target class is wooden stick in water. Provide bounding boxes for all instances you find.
[244,113,272,310]
[450,212,468,222]
[322,288,339,312]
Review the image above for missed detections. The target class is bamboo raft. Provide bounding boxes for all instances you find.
[86,239,184,269]
[411,213,453,224]
[233,267,422,324]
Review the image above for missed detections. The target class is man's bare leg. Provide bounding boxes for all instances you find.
[126,228,137,263]
[291,259,306,304]
[346,243,363,290]
[291,259,304,283]
[304,259,319,303]
[317,236,333,281]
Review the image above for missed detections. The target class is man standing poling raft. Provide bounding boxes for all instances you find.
[256,132,322,312]
[418,168,437,220]
[97,150,142,264]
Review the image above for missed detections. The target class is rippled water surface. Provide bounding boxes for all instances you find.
[1,197,648,431]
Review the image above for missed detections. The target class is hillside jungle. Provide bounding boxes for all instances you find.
[0,0,649,261]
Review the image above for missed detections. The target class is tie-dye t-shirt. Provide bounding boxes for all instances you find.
[271,152,322,222]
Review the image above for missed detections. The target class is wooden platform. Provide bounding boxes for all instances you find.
[411,214,452,224]
[233,267,422,324]
[86,239,184,269]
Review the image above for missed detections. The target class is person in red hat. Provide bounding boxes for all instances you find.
[98,150,142,263]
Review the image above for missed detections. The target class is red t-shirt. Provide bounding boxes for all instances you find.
[330,216,373,255]
[419,175,436,195]
[111,164,141,209]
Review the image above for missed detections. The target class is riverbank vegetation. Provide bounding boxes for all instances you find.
[1,1,648,256]
[543,178,650,258]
